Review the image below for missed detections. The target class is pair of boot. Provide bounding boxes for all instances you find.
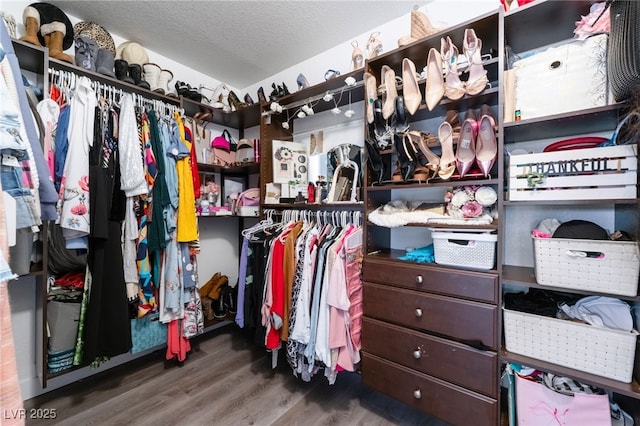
[142,63,174,96]
[20,6,72,64]
[74,36,115,77]
[114,59,149,89]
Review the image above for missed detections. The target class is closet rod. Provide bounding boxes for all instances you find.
[47,67,184,115]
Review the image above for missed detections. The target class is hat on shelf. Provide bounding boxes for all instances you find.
[29,2,74,50]
[116,41,149,66]
[73,21,116,55]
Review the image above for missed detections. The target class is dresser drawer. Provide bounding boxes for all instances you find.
[363,257,498,304]
[364,282,498,350]
[362,352,497,426]
[362,317,498,397]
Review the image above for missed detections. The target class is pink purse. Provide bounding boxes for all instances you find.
[515,373,610,425]
[211,130,236,166]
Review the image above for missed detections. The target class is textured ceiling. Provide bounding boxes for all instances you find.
[51,1,419,89]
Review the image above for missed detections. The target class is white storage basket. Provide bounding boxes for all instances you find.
[533,236,640,296]
[503,307,638,382]
[432,232,497,270]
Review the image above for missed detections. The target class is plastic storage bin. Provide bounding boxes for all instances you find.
[432,231,497,270]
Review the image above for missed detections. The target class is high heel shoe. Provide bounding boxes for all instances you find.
[438,121,457,180]
[393,95,408,133]
[403,133,432,181]
[463,28,489,96]
[364,72,377,124]
[476,104,497,177]
[244,93,254,104]
[441,36,466,101]
[281,82,290,96]
[407,130,440,178]
[257,86,267,103]
[373,99,387,139]
[366,32,383,59]
[456,109,478,178]
[444,110,461,143]
[377,64,392,99]
[411,6,438,41]
[395,133,416,181]
[351,40,365,70]
[402,58,421,115]
[365,138,385,184]
[297,73,311,90]
[270,83,279,101]
[425,47,444,111]
[382,67,398,120]
[228,90,248,111]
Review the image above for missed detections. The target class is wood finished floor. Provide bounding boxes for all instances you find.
[24,327,449,426]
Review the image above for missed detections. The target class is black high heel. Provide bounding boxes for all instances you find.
[244,93,254,104]
[373,99,386,138]
[270,83,279,101]
[282,82,290,96]
[365,138,385,184]
[393,96,408,133]
[395,133,415,181]
[257,86,267,103]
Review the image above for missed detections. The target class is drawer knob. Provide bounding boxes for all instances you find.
[413,389,422,399]
[413,349,421,359]
[415,275,423,284]
[415,308,423,318]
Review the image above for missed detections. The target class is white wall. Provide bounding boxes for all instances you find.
[3,0,500,400]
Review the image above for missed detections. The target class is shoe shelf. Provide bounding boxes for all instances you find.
[404,86,500,123]
[182,97,261,129]
[270,68,364,115]
[366,9,500,77]
[367,220,499,231]
[48,57,182,105]
[501,264,640,302]
[11,38,47,74]
[501,350,640,400]
[503,103,626,144]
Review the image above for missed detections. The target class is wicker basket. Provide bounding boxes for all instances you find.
[503,307,638,382]
[432,231,497,270]
[533,236,640,296]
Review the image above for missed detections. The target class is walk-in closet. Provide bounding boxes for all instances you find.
[1,1,639,425]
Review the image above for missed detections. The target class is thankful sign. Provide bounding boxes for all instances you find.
[508,144,637,200]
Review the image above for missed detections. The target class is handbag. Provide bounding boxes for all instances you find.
[515,372,611,425]
[513,33,609,120]
[210,129,236,166]
[607,0,640,102]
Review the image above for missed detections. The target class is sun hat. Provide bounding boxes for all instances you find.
[29,2,73,49]
[73,21,116,55]
[116,41,149,66]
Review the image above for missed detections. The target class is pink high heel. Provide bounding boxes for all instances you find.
[463,29,489,96]
[475,104,497,177]
[441,36,465,101]
[456,109,478,178]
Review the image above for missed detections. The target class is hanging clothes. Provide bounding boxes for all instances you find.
[77,99,131,365]
[170,112,198,242]
[244,210,363,384]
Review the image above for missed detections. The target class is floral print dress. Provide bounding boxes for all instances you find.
[58,76,96,240]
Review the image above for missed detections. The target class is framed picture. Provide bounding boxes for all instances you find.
[272,140,308,184]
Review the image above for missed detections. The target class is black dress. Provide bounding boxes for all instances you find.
[82,104,131,363]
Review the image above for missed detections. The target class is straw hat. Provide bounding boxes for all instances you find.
[73,21,116,55]
[115,41,149,66]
